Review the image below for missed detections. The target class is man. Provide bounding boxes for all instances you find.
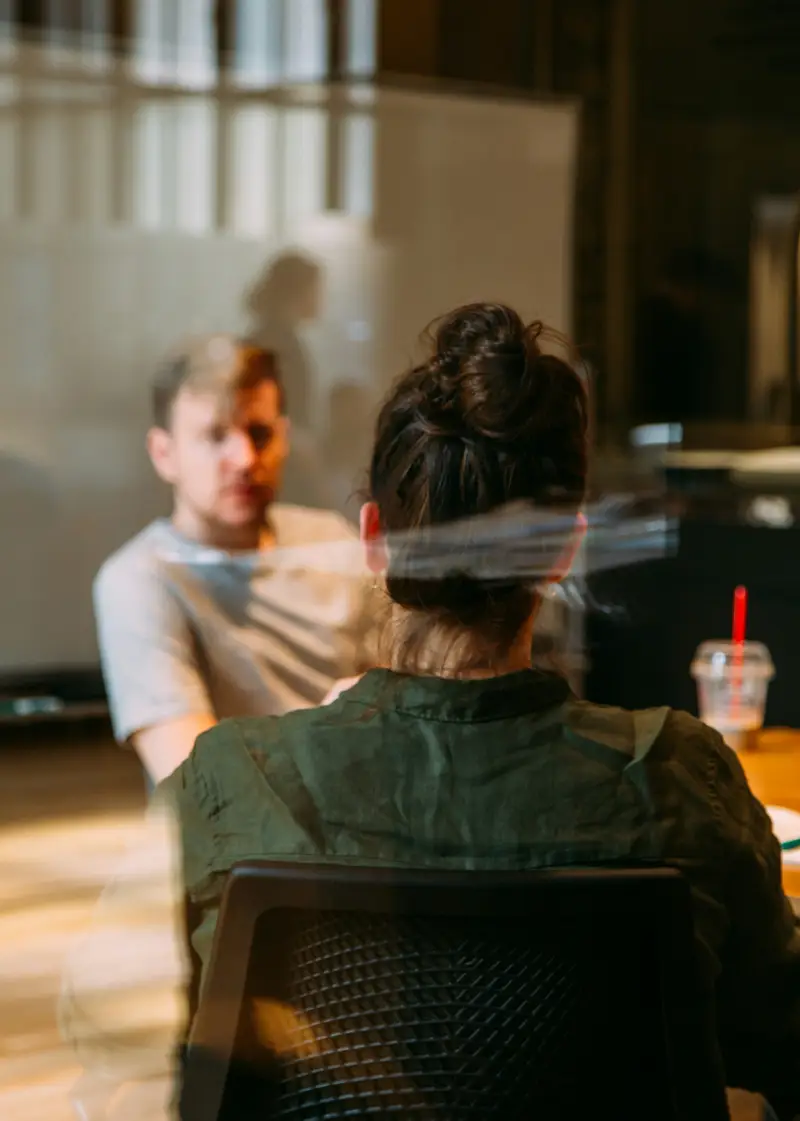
[94,335,376,785]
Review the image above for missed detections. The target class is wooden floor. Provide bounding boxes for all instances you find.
[0,721,145,1121]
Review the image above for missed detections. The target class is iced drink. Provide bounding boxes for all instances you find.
[691,641,774,752]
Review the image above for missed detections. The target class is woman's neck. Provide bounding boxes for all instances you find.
[387,607,538,680]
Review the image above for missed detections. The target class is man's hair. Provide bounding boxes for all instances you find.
[151,335,285,430]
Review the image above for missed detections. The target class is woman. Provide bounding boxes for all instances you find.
[63,303,798,1118]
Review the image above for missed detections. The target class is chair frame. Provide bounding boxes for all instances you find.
[182,862,729,1121]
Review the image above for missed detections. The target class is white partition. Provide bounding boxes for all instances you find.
[0,81,578,674]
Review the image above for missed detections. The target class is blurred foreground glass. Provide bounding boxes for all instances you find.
[691,641,775,752]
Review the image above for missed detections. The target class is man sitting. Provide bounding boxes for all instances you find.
[94,335,376,785]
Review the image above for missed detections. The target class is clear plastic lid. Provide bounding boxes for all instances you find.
[691,640,775,680]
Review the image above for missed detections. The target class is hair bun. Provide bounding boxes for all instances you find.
[433,303,537,366]
[417,303,558,444]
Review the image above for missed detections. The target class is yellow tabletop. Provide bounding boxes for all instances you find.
[738,729,800,897]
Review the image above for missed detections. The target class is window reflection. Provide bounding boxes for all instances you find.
[30,106,69,224]
[232,0,283,89]
[4,87,377,239]
[284,0,327,83]
[44,0,110,71]
[0,97,18,220]
[132,0,170,85]
[344,0,376,78]
[74,107,113,225]
[82,0,110,71]
[341,112,374,217]
[132,100,170,228]
[228,106,279,238]
[132,0,214,88]
[132,99,216,232]
[175,100,216,233]
[232,0,327,89]
[0,0,16,60]
[174,0,216,90]
[282,107,327,229]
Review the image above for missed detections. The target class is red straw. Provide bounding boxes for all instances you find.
[732,586,748,646]
[732,586,747,720]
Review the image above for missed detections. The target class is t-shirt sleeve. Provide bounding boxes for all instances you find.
[94,557,213,744]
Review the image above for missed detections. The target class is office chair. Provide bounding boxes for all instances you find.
[181,862,729,1121]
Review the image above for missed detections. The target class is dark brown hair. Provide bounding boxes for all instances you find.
[369,303,588,670]
[152,336,285,430]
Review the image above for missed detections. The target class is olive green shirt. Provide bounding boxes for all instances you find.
[62,668,800,1114]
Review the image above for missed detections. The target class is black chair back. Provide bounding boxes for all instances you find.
[181,863,729,1121]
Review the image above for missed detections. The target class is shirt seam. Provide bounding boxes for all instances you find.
[338,698,568,726]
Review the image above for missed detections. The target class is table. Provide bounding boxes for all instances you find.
[739,729,800,897]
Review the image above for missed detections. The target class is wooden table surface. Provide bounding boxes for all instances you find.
[738,729,800,897]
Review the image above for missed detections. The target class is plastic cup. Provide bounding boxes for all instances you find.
[690,640,775,752]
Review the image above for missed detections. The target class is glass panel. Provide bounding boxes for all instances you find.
[227,104,279,238]
[281,106,326,230]
[74,107,113,225]
[175,99,216,233]
[284,0,327,83]
[344,0,376,78]
[30,107,69,224]
[132,100,171,228]
[232,0,282,89]
[44,0,77,67]
[0,0,16,61]
[0,109,19,220]
[175,0,216,90]
[132,0,169,85]
[81,0,111,72]
[341,111,373,217]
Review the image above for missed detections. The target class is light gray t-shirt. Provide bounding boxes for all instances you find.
[94,505,377,744]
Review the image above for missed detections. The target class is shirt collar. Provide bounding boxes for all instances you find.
[344,667,571,723]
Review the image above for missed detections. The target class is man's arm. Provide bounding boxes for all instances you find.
[134,714,217,786]
[321,676,362,705]
[94,558,217,784]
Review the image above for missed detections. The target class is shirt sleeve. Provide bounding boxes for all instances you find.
[711,740,800,1116]
[94,558,213,743]
[58,795,189,1099]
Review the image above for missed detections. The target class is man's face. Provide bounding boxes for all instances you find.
[149,379,288,536]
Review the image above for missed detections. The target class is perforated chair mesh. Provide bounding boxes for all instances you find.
[231,908,640,1119]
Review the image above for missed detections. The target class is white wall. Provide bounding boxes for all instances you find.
[0,82,578,673]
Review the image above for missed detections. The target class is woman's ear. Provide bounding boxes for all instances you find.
[549,511,587,583]
[360,501,388,574]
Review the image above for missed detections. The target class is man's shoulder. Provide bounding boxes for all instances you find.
[270,504,365,576]
[272,503,357,546]
[95,521,172,599]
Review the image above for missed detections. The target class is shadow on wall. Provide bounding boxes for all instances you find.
[321,381,375,522]
[243,252,324,431]
[277,379,376,520]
